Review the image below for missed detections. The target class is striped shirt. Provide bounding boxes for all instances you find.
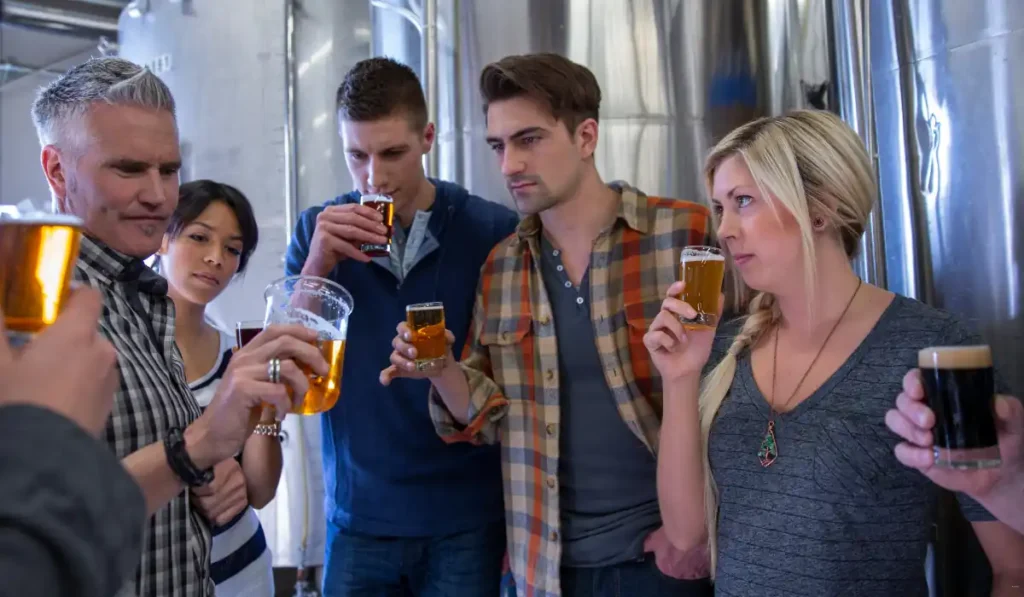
[428,183,712,597]
[189,329,274,597]
[74,236,214,597]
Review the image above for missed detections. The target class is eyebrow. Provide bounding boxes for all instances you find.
[104,158,183,172]
[190,221,243,241]
[346,144,409,154]
[485,126,546,145]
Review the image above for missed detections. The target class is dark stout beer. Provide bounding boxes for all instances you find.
[919,345,1000,469]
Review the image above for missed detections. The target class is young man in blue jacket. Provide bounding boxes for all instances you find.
[285,57,519,596]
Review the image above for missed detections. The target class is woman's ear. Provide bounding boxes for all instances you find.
[158,235,171,255]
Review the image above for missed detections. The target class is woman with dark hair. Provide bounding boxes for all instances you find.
[156,179,277,597]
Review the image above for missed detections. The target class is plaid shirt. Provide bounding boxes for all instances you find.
[429,183,711,597]
[75,236,214,597]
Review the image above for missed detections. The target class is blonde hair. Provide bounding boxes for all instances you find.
[698,110,876,575]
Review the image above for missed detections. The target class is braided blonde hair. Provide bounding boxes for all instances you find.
[699,110,876,575]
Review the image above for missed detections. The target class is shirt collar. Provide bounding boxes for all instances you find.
[77,235,168,295]
[514,180,653,244]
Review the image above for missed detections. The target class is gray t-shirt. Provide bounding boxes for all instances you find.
[707,295,997,597]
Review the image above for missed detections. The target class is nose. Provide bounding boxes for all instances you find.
[500,146,526,178]
[366,158,390,195]
[204,246,224,269]
[716,209,738,241]
[138,168,171,208]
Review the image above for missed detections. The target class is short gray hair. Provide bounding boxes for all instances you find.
[31,56,176,148]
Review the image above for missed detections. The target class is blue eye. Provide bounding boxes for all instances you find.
[736,195,754,208]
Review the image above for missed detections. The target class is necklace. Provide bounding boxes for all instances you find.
[757,279,863,467]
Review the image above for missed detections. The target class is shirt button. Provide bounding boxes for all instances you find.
[546,476,556,489]
[545,369,554,381]
[552,249,560,257]
[550,530,559,541]
[556,265,564,272]
[564,280,572,288]
[575,297,584,305]
[611,368,619,377]
[546,423,556,436]
[539,314,551,326]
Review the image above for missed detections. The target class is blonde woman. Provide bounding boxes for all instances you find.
[644,110,1024,595]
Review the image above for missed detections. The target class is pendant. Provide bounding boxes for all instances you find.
[758,420,778,467]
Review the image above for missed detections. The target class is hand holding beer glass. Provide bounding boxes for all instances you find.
[0,203,84,346]
[263,275,353,415]
[381,303,456,385]
[300,198,391,275]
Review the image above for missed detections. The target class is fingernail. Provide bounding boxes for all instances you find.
[403,333,411,341]
[405,363,414,371]
[917,414,927,426]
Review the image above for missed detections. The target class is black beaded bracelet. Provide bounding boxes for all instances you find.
[164,427,215,487]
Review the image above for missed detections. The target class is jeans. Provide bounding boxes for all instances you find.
[323,520,506,597]
[560,554,713,597]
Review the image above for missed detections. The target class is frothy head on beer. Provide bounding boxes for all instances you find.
[480,53,603,215]
[918,345,993,370]
[31,57,181,258]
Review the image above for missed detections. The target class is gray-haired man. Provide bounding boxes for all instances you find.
[30,57,325,597]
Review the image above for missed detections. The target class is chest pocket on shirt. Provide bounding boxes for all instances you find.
[478,311,534,398]
[624,299,659,400]
[812,418,919,499]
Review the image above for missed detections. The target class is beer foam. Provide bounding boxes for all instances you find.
[0,212,83,226]
[269,307,347,341]
[918,345,992,369]
[407,302,443,312]
[360,193,393,204]
[680,253,726,264]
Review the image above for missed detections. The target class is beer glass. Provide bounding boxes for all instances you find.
[235,320,264,349]
[263,275,354,415]
[678,245,725,330]
[359,194,394,258]
[406,302,447,372]
[919,345,1001,469]
[0,210,84,345]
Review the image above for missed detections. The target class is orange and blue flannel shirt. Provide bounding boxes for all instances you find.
[429,183,712,597]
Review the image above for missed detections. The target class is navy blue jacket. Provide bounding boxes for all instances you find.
[286,179,519,536]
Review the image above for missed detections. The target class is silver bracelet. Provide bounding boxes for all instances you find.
[253,422,282,439]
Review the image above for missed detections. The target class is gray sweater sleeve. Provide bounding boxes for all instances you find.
[0,405,146,597]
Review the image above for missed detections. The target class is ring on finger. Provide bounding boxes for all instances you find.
[267,358,282,384]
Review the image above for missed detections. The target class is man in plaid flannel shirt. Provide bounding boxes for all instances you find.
[383,53,714,597]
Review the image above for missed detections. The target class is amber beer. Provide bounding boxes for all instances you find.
[360,194,395,258]
[678,246,725,330]
[919,345,1001,469]
[0,215,83,337]
[289,338,346,415]
[406,302,446,372]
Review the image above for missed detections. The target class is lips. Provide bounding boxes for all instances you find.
[193,273,220,287]
[732,253,754,266]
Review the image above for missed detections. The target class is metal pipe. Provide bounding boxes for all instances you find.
[424,0,439,177]
[2,0,119,38]
[451,0,463,186]
[283,0,299,246]
[830,0,887,287]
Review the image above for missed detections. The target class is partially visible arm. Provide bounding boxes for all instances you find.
[121,419,218,517]
[0,405,145,597]
[241,410,284,509]
[976,474,1024,535]
[657,374,708,552]
[427,271,510,446]
[972,521,1024,596]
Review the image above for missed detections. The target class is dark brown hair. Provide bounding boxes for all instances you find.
[479,53,601,135]
[336,57,427,130]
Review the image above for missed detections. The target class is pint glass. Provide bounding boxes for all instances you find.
[359,194,394,258]
[235,320,264,349]
[263,275,354,415]
[0,211,83,343]
[918,345,1001,469]
[406,302,446,372]
[678,245,725,330]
